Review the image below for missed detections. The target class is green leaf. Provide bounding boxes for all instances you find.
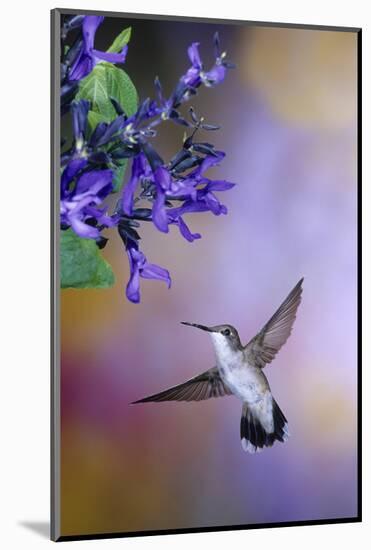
[61,229,115,289]
[112,159,128,192]
[76,62,138,123]
[77,62,138,192]
[107,26,131,54]
[87,110,106,130]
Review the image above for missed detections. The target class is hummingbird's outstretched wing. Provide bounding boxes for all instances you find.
[132,367,233,403]
[245,278,303,369]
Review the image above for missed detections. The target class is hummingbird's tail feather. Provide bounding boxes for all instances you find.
[240,399,290,453]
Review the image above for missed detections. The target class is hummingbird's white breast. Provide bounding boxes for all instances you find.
[210,332,242,367]
[210,332,270,405]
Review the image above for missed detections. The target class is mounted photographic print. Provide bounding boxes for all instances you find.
[51,8,361,542]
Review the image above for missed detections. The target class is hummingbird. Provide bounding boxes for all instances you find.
[132,278,303,453]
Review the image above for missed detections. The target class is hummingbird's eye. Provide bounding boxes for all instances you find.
[223,328,231,336]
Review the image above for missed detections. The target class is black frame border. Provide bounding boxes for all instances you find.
[51,7,362,542]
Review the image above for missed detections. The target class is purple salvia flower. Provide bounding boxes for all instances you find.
[69,16,128,82]
[182,33,232,90]
[183,43,203,88]
[203,64,227,87]
[60,168,116,239]
[61,158,87,197]
[203,180,235,192]
[71,99,90,144]
[191,150,226,179]
[74,169,113,197]
[125,240,171,303]
[167,214,201,243]
[152,166,171,233]
[64,197,101,239]
[61,28,236,302]
[122,154,148,215]
[177,217,201,242]
[142,150,234,239]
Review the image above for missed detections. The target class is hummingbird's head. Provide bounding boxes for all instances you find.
[181,322,242,356]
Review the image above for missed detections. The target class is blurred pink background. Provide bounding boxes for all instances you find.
[60,17,358,536]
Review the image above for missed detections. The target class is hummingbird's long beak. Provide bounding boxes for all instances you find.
[181,322,213,332]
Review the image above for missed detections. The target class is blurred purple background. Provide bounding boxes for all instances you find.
[60,16,358,536]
